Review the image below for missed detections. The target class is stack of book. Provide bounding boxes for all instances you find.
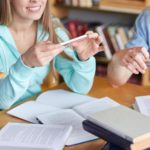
[83,104,150,150]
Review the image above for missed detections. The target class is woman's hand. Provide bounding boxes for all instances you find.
[71,31,104,61]
[117,47,150,74]
[22,41,64,67]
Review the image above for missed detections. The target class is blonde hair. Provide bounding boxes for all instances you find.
[0,0,51,33]
[0,0,60,88]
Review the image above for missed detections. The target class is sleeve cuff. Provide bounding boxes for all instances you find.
[73,56,96,70]
[62,46,96,70]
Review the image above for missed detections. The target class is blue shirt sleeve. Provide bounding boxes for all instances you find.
[126,9,150,51]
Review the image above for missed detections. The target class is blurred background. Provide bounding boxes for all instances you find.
[50,0,150,86]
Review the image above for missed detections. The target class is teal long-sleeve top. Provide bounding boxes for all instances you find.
[0,20,96,110]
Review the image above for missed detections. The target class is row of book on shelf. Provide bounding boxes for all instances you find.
[96,25,134,60]
[1,90,150,149]
[56,0,100,7]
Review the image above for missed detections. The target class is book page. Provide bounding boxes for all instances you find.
[0,123,72,150]
[73,97,120,119]
[7,101,60,123]
[37,109,97,146]
[36,89,98,109]
[135,95,150,117]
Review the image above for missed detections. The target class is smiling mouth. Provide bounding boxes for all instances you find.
[27,6,41,12]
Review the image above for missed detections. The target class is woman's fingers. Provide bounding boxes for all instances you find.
[41,48,63,58]
[98,45,105,52]
[129,48,148,72]
[39,45,64,59]
[86,32,102,45]
[140,47,150,61]
[122,57,139,74]
[131,60,145,74]
[86,32,99,39]
[22,41,65,67]
[133,54,147,70]
[127,63,139,74]
[121,47,149,74]
[96,36,103,45]
[40,43,65,52]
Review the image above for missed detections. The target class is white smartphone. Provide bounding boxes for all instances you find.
[60,35,88,46]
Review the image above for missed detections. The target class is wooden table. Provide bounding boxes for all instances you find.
[1,76,150,150]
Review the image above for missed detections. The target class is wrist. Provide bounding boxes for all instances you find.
[21,56,33,68]
[77,56,89,61]
[113,51,124,65]
[77,53,89,61]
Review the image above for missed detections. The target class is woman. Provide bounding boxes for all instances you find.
[0,0,103,110]
[107,8,150,88]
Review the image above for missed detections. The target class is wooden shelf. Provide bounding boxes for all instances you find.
[54,1,145,15]
[55,4,140,15]
[49,0,68,18]
[99,0,146,14]
[55,4,101,13]
[99,5,144,14]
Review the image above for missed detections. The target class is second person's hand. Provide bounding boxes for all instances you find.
[118,47,150,74]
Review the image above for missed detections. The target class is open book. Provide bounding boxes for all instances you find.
[134,95,150,117]
[0,122,72,150]
[7,89,120,146]
[84,105,150,149]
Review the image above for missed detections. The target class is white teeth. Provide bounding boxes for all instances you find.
[28,6,40,12]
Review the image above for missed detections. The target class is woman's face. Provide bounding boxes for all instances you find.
[11,0,47,21]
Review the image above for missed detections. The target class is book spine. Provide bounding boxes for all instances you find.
[72,0,79,6]
[65,0,72,5]
[96,26,112,60]
[107,26,119,52]
[115,33,125,49]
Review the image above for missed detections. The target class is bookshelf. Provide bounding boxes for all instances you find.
[49,0,68,18]
[52,0,150,15]
[50,0,149,86]
[99,0,147,14]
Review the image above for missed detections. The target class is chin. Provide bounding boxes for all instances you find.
[29,16,42,21]
[25,6,45,21]
[26,14,43,21]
